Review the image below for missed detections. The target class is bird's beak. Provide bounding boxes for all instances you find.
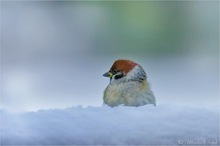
[103,72,113,78]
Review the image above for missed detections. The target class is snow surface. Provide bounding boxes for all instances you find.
[1,104,219,145]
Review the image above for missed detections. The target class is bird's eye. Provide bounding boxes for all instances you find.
[112,69,117,74]
[114,71,124,80]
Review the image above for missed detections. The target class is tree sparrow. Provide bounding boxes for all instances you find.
[103,59,156,107]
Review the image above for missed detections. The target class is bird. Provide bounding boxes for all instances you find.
[103,59,156,107]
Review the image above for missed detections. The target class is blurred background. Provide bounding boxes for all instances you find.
[1,1,219,112]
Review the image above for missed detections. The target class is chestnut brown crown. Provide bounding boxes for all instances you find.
[103,59,144,80]
[110,59,138,74]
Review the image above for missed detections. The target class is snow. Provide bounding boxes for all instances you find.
[1,104,219,145]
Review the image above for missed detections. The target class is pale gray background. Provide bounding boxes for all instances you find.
[1,1,219,112]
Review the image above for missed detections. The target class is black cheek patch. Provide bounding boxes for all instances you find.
[114,74,124,80]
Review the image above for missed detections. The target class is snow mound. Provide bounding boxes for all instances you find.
[1,104,219,145]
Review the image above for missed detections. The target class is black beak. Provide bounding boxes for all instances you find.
[103,72,112,77]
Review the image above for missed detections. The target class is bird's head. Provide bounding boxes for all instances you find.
[103,59,146,83]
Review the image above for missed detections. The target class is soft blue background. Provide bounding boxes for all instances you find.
[1,1,219,112]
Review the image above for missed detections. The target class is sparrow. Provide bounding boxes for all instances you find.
[103,59,156,107]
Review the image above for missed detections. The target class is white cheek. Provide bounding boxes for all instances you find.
[110,75,117,83]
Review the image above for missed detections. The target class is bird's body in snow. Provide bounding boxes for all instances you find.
[103,59,156,107]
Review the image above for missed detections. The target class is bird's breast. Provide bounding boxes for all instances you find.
[103,81,146,106]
